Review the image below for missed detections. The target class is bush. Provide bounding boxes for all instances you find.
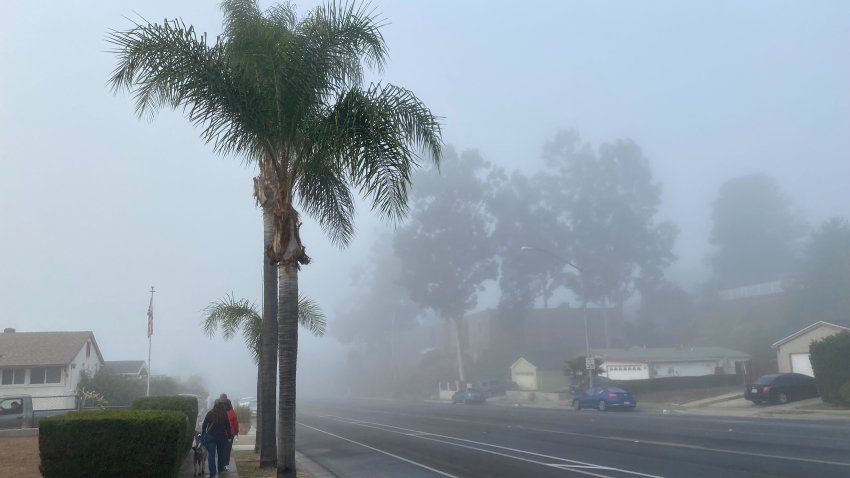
[839,382,850,405]
[39,409,187,478]
[235,404,252,423]
[810,332,850,404]
[608,374,741,394]
[132,395,198,453]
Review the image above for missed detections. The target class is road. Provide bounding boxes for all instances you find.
[295,398,850,478]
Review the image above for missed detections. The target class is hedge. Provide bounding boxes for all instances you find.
[809,331,850,404]
[132,395,198,453]
[609,374,742,394]
[39,409,187,478]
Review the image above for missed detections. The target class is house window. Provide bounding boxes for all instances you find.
[30,367,61,384]
[1,368,25,385]
[86,341,91,358]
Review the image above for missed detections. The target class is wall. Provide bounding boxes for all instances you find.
[652,361,718,378]
[68,337,102,393]
[536,370,569,392]
[506,390,571,402]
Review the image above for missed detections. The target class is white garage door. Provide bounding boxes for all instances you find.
[513,371,536,391]
[790,353,814,377]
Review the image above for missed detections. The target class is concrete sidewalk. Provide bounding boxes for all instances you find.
[178,446,239,477]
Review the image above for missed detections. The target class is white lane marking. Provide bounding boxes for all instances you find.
[297,422,460,478]
[515,426,850,468]
[317,414,664,478]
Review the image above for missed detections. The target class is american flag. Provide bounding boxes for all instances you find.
[147,295,154,338]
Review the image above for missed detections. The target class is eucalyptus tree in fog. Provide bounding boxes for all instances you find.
[543,130,677,345]
[109,1,441,475]
[395,149,496,382]
[202,293,326,453]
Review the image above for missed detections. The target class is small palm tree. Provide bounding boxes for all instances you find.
[109,1,441,474]
[202,293,325,453]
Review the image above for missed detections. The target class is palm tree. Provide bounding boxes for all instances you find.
[202,293,325,453]
[109,1,441,475]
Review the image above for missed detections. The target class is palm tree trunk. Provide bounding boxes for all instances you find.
[277,261,299,478]
[452,316,466,382]
[255,363,261,453]
[259,208,278,467]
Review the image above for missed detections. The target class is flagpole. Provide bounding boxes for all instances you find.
[147,286,155,396]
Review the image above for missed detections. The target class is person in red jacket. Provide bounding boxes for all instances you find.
[220,398,240,471]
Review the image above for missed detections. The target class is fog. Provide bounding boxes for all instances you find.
[1,1,849,402]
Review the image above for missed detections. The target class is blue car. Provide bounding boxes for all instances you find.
[572,387,636,411]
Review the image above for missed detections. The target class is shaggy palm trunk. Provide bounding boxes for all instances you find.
[452,316,466,382]
[277,261,299,477]
[260,209,278,466]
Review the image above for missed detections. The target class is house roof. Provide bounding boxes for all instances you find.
[771,321,850,349]
[0,331,104,367]
[593,346,751,363]
[105,360,147,375]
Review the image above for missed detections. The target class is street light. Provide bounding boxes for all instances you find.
[520,246,594,388]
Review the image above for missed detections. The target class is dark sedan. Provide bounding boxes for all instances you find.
[451,388,486,404]
[745,373,819,405]
[572,387,636,411]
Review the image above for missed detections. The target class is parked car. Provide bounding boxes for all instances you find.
[745,373,819,405]
[0,395,71,429]
[572,387,636,411]
[568,376,614,394]
[451,388,486,404]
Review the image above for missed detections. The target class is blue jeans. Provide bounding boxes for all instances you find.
[204,436,226,476]
[220,436,234,470]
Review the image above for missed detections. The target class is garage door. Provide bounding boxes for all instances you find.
[513,371,536,391]
[790,353,814,377]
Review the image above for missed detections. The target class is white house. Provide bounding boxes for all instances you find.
[0,329,105,409]
[772,321,850,377]
[594,347,751,381]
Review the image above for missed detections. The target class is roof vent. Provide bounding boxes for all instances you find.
[3,328,15,333]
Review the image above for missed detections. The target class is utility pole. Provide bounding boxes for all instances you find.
[146,286,155,397]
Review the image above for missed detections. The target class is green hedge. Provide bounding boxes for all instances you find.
[610,374,742,394]
[132,395,198,453]
[810,332,850,404]
[39,409,187,478]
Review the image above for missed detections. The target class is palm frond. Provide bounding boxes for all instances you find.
[301,82,442,228]
[202,293,262,364]
[298,295,327,336]
[107,17,269,161]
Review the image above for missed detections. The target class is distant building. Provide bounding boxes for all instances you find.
[0,328,104,408]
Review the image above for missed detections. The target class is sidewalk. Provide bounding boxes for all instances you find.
[178,445,239,477]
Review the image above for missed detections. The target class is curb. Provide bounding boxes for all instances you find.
[296,450,336,478]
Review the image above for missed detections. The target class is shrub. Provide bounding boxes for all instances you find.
[809,332,850,404]
[39,409,186,478]
[839,382,850,405]
[608,374,741,394]
[235,404,252,423]
[132,395,198,452]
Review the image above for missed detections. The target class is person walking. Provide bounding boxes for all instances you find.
[221,399,240,472]
[201,401,232,477]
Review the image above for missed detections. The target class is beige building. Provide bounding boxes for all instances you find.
[772,321,850,377]
[510,350,571,392]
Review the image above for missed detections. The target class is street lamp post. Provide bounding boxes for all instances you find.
[520,246,593,388]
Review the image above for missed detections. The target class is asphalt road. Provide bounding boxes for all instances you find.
[295,398,850,478]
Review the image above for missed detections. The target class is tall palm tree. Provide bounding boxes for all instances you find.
[202,293,325,453]
[109,1,441,475]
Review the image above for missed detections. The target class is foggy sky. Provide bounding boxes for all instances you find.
[1,0,849,398]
